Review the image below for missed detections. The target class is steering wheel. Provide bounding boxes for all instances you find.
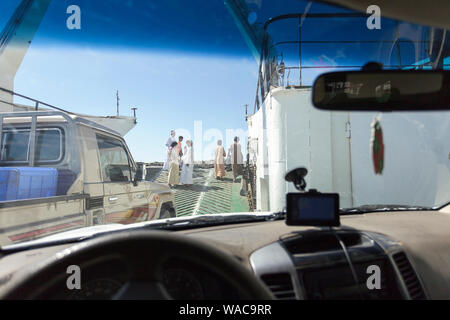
[0,230,275,300]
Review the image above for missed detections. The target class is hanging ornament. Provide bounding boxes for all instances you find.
[370,115,384,174]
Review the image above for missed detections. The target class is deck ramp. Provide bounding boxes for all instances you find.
[152,167,249,216]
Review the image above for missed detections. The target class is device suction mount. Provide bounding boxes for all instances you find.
[285,167,308,192]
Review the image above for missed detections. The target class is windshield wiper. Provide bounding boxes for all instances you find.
[0,213,279,253]
[150,212,284,230]
[340,204,434,215]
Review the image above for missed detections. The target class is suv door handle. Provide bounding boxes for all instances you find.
[108,197,118,202]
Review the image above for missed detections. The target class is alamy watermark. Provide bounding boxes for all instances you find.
[366,264,381,290]
[65,4,381,31]
[65,263,382,292]
[66,264,81,290]
[66,5,81,30]
[366,5,381,30]
[172,120,248,162]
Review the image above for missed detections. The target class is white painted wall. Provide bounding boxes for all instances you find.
[350,112,450,208]
[247,87,449,212]
[248,87,352,211]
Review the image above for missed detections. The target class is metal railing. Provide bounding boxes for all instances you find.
[0,111,75,167]
[252,13,445,112]
[0,86,121,167]
[0,87,74,113]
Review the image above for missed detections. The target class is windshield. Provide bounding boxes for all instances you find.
[0,0,448,246]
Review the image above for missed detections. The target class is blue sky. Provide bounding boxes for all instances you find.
[2,0,332,162]
[3,0,265,162]
[14,47,257,162]
[1,0,443,162]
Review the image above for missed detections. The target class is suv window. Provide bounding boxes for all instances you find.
[35,129,63,162]
[96,134,133,182]
[0,128,63,163]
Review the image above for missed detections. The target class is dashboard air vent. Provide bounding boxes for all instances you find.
[392,252,426,300]
[260,273,296,300]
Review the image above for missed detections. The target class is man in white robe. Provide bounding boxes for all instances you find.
[163,130,177,171]
[180,140,194,186]
[214,140,226,179]
[167,141,180,186]
[228,136,244,182]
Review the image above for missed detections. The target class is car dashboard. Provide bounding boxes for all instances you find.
[181,208,450,300]
[0,208,449,300]
[33,256,240,300]
[251,230,418,300]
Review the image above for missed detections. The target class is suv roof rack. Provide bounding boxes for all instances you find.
[0,87,122,166]
[0,87,74,114]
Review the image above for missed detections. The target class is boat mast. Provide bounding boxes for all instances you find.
[116,90,120,116]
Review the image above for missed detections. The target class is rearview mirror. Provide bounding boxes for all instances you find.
[312,70,450,111]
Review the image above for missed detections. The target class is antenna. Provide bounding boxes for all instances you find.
[116,90,120,116]
[131,107,137,124]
